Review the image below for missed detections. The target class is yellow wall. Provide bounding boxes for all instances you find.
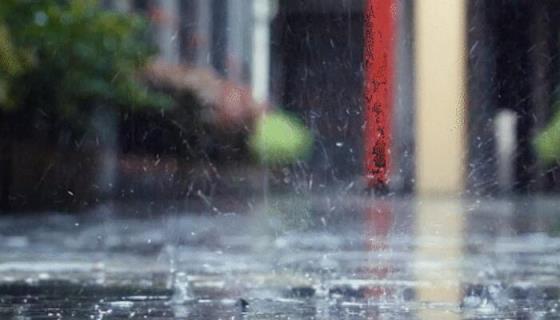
[414,0,467,195]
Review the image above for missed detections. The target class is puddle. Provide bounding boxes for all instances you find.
[0,197,559,319]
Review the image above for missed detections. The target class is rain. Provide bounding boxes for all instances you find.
[1,0,560,319]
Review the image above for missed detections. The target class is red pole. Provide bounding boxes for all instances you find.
[364,0,395,190]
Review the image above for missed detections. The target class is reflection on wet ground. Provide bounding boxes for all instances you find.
[0,196,559,319]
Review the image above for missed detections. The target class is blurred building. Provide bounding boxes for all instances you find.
[269,0,367,190]
[467,0,560,195]
[6,0,560,213]
[121,0,369,191]
[114,0,262,85]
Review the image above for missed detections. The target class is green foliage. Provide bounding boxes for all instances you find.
[535,108,560,165]
[533,97,560,165]
[0,0,171,119]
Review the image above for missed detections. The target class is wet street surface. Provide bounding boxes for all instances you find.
[1,196,560,319]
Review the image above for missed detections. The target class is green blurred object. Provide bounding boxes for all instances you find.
[534,108,560,165]
[249,110,312,165]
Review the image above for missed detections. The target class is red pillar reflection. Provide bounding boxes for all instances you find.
[364,200,394,299]
[364,0,396,189]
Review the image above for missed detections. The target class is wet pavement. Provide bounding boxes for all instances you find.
[1,196,560,319]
